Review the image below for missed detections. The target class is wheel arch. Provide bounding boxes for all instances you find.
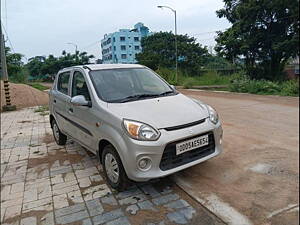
[98,139,114,164]
[50,114,55,128]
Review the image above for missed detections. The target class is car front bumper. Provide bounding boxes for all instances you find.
[120,118,223,182]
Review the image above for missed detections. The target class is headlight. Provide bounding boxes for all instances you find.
[206,105,219,124]
[122,119,160,141]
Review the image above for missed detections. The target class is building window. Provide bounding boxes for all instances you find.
[121,54,127,59]
[120,36,125,41]
[114,46,116,51]
[129,45,131,48]
[134,46,140,50]
[134,37,139,41]
[113,37,115,42]
[121,45,126,50]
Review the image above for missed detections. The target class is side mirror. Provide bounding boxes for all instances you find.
[70,95,91,107]
[170,85,176,90]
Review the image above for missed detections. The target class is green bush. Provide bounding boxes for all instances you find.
[10,68,29,83]
[195,71,232,85]
[280,79,299,96]
[229,75,299,96]
[155,67,235,86]
[155,67,176,84]
[183,77,195,89]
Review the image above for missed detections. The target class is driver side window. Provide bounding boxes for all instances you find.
[72,71,91,101]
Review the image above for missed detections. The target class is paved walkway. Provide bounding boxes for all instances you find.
[1,107,224,225]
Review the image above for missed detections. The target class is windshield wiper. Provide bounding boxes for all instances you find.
[110,91,176,103]
[117,94,160,103]
[157,91,175,96]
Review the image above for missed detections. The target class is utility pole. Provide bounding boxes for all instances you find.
[157,5,178,84]
[1,21,16,111]
[174,10,178,84]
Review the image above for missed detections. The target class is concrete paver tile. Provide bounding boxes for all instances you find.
[53,194,69,209]
[1,198,23,208]
[78,177,92,188]
[22,197,52,211]
[21,216,37,225]
[23,189,38,203]
[75,167,98,179]
[92,209,124,225]
[82,184,111,201]
[4,204,22,221]
[67,190,84,204]
[54,203,86,217]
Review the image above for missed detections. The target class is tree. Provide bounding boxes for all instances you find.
[4,47,23,77]
[215,0,299,80]
[26,56,46,77]
[26,51,95,78]
[136,32,210,75]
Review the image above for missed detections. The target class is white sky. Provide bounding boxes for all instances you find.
[1,0,230,61]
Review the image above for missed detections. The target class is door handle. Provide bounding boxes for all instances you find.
[68,108,73,113]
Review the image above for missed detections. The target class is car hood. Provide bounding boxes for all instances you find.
[107,93,209,129]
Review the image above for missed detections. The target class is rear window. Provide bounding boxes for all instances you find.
[57,72,70,95]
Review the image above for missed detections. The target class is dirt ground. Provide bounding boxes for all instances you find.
[0,81,49,110]
[174,90,299,225]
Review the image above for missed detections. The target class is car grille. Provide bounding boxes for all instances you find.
[163,118,206,131]
[159,131,215,171]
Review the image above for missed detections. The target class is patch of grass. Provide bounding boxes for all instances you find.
[28,83,49,91]
[39,111,49,116]
[156,67,234,86]
[34,105,49,113]
[156,67,299,96]
[186,71,233,86]
[28,144,42,147]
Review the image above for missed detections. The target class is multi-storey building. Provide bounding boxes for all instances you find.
[101,23,150,64]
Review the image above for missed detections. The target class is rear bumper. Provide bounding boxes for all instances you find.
[120,119,223,182]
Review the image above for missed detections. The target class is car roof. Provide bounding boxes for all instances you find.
[59,64,145,73]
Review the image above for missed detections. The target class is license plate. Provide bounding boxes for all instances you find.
[176,135,209,155]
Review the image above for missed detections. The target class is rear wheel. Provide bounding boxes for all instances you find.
[102,145,130,191]
[52,119,67,145]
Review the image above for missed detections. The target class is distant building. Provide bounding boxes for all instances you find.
[101,23,150,64]
[96,58,103,64]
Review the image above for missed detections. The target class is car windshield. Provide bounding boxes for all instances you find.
[89,68,176,103]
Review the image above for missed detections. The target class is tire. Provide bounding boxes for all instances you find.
[51,119,67,145]
[102,145,130,191]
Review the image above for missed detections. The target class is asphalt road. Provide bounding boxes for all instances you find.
[174,90,299,225]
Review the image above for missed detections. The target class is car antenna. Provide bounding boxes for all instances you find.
[83,65,92,71]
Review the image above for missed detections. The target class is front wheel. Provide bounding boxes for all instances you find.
[52,119,67,145]
[102,145,130,191]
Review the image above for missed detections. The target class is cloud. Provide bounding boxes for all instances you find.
[2,0,230,60]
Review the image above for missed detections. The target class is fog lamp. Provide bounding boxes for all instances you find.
[137,157,152,171]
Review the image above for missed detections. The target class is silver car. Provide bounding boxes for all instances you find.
[49,64,223,190]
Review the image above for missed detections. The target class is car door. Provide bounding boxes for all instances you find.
[68,69,95,150]
[52,71,72,134]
